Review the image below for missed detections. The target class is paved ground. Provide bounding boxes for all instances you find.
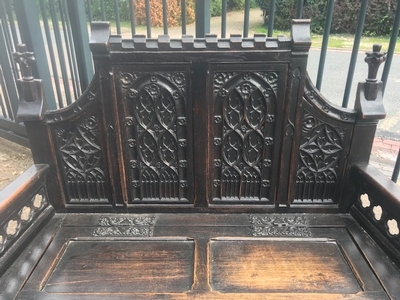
[1,9,399,189]
[0,137,33,190]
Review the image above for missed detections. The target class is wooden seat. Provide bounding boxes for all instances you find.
[1,20,399,299]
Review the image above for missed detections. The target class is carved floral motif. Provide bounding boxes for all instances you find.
[98,216,156,226]
[93,215,156,237]
[249,215,312,237]
[93,227,153,237]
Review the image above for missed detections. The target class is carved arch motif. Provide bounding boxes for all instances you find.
[213,72,277,202]
[120,71,189,202]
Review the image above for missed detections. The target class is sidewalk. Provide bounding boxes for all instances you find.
[371,137,400,181]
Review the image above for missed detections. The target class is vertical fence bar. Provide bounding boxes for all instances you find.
[381,0,400,94]
[59,0,79,100]
[66,0,94,92]
[145,0,152,38]
[195,0,210,38]
[221,0,227,38]
[129,0,136,36]
[162,0,168,35]
[316,0,334,91]
[39,0,63,108]
[296,0,304,18]
[0,67,9,118]
[243,0,251,37]
[391,149,400,182]
[181,0,186,35]
[267,0,276,37]
[4,0,19,46]
[0,71,9,118]
[0,1,19,81]
[342,0,369,108]
[14,0,56,110]
[63,0,84,96]
[49,0,71,107]
[0,61,14,118]
[87,0,93,22]
[100,0,106,20]
[114,0,121,34]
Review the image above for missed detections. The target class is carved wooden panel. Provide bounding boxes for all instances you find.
[92,215,156,237]
[294,112,346,203]
[212,70,281,203]
[55,115,108,203]
[119,69,191,203]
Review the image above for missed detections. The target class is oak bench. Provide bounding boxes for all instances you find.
[1,20,400,299]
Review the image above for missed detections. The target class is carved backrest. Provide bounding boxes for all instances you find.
[16,20,385,213]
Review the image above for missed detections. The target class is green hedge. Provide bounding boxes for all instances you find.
[256,0,398,36]
[211,0,257,17]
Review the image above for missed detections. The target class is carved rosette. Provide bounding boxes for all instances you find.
[120,71,189,202]
[56,116,108,203]
[212,71,277,202]
[294,113,345,203]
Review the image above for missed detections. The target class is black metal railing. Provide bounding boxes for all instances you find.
[1,0,400,184]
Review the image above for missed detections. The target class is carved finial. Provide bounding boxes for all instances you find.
[365,44,386,82]
[13,44,35,80]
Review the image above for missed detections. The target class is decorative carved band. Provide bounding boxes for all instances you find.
[0,190,48,256]
[249,215,312,237]
[92,215,156,237]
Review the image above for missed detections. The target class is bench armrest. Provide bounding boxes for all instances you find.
[351,163,400,264]
[0,164,54,276]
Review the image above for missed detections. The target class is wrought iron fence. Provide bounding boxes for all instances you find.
[0,0,400,182]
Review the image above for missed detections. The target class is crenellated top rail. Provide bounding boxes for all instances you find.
[89,20,310,54]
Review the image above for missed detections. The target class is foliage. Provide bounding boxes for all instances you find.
[88,0,258,26]
[88,0,195,27]
[254,0,398,36]
[210,0,257,17]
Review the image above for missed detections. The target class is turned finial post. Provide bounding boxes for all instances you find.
[364,44,386,83]
[363,44,386,101]
[13,44,35,81]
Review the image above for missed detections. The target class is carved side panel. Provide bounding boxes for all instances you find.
[119,71,190,203]
[212,71,278,202]
[294,112,346,203]
[56,115,108,203]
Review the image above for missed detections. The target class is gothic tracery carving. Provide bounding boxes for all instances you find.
[213,71,277,202]
[56,116,107,203]
[295,114,345,203]
[120,71,189,202]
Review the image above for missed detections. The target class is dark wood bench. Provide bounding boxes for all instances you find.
[1,20,400,299]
